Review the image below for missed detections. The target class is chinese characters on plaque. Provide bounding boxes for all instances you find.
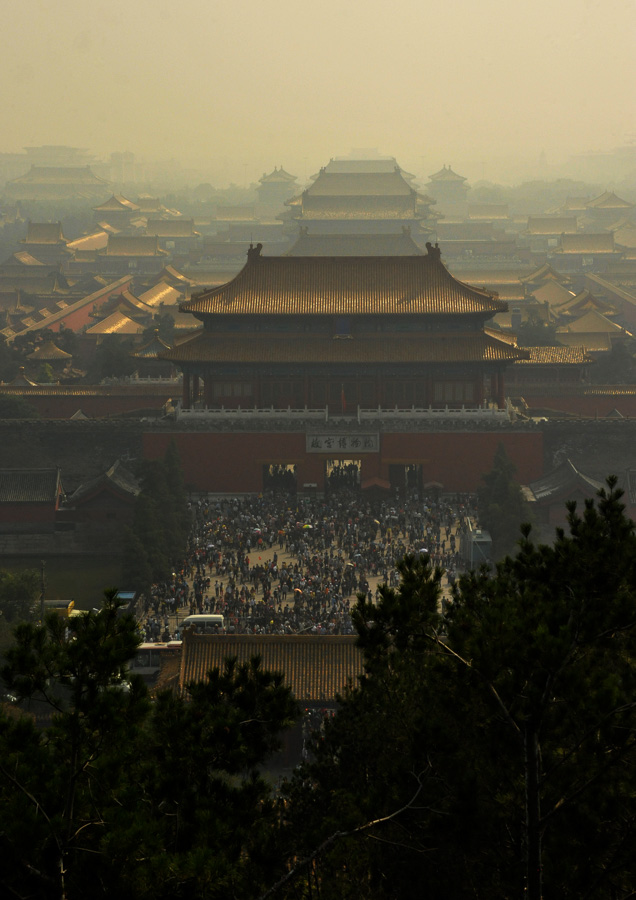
[306,433,379,453]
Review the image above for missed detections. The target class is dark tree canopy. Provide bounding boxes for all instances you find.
[478,442,532,558]
[0,591,298,900]
[279,480,636,900]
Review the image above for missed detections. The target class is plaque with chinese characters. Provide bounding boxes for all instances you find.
[306,434,379,453]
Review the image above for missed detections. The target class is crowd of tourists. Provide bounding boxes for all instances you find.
[139,489,479,642]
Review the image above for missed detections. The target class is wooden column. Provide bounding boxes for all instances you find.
[496,371,505,409]
[490,373,498,406]
[182,372,191,409]
[192,374,200,405]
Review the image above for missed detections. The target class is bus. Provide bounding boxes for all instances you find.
[180,614,225,634]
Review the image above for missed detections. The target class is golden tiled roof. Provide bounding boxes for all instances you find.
[93,194,140,212]
[138,282,182,308]
[105,235,167,257]
[300,196,417,219]
[12,251,46,266]
[146,219,197,238]
[181,248,506,317]
[515,346,594,365]
[305,170,415,197]
[86,312,145,335]
[532,281,575,307]
[586,191,634,210]
[428,165,467,183]
[10,166,109,185]
[66,230,109,253]
[162,330,528,365]
[467,204,509,219]
[27,340,72,361]
[179,633,363,702]
[9,276,132,338]
[24,222,66,244]
[259,167,298,184]
[526,216,578,235]
[557,234,617,254]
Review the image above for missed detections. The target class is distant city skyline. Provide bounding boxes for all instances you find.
[2,0,635,186]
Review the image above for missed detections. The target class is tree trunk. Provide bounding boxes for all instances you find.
[525,724,542,900]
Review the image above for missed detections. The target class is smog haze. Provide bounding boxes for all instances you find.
[2,0,636,184]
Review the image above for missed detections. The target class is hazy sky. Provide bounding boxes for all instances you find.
[3,0,635,184]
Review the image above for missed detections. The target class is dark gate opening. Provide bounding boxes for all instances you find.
[325,459,361,492]
[389,464,423,498]
[263,464,297,494]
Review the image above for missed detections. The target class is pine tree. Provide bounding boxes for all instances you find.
[280,481,636,899]
[0,595,298,900]
[478,441,532,558]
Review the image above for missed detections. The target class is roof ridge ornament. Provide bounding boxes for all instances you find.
[247,242,263,261]
[425,241,441,260]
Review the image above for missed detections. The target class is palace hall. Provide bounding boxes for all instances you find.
[164,242,526,412]
[156,244,540,495]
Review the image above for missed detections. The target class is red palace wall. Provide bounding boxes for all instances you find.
[143,430,544,494]
[49,279,132,332]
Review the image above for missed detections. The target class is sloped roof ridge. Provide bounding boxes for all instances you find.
[181,244,504,317]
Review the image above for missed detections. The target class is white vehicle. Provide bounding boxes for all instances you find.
[180,614,225,634]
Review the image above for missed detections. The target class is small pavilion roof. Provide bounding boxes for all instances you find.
[93,194,140,212]
[180,244,507,318]
[27,340,72,361]
[524,459,602,504]
[428,165,467,183]
[6,367,37,386]
[68,460,140,504]
[132,331,172,359]
[259,166,298,184]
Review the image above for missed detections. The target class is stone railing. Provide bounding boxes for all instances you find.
[175,402,514,423]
